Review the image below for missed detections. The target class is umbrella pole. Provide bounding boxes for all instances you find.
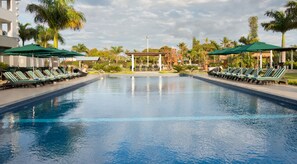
[32,54,35,72]
[291,50,294,70]
[259,51,262,69]
[270,50,273,68]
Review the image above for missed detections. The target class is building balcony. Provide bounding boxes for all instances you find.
[0,7,15,22]
[0,35,18,48]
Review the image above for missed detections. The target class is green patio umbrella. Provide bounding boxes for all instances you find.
[3,44,53,70]
[58,50,85,57]
[232,42,281,68]
[208,48,235,55]
[43,49,85,68]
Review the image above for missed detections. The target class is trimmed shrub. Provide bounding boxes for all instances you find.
[93,63,108,71]
[173,65,185,72]
[0,62,9,71]
[93,63,122,73]
[186,65,198,71]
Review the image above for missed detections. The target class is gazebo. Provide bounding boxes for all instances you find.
[126,52,166,71]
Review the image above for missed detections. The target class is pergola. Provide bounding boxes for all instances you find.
[126,52,166,71]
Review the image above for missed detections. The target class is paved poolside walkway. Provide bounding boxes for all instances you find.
[192,74,297,106]
[0,75,99,112]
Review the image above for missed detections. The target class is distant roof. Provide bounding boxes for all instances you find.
[75,57,100,61]
[126,52,166,56]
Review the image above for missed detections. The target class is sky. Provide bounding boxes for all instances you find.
[18,0,297,51]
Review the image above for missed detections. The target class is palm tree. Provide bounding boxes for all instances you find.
[18,22,36,46]
[72,43,89,54]
[26,0,86,48]
[261,10,294,63]
[177,42,188,63]
[110,46,124,64]
[35,25,64,48]
[220,37,232,48]
[286,1,297,20]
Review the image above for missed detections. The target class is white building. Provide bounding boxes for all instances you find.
[0,0,20,66]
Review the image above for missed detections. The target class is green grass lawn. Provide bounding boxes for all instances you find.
[284,73,297,85]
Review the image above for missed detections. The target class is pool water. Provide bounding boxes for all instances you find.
[0,76,297,163]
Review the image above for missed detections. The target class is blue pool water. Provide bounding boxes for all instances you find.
[0,76,297,163]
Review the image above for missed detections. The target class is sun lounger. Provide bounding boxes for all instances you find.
[52,70,68,79]
[216,67,231,77]
[34,70,56,81]
[56,68,76,78]
[255,68,287,84]
[235,68,254,80]
[15,71,43,85]
[26,71,52,83]
[231,68,247,80]
[43,69,63,80]
[225,68,240,79]
[3,72,38,87]
[250,68,274,82]
[244,69,262,82]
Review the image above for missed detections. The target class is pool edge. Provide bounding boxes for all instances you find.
[0,77,99,114]
[191,74,297,109]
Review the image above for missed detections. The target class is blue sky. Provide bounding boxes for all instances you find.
[19,0,297,51]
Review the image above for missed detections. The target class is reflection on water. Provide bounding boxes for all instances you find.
[0,77,297,163]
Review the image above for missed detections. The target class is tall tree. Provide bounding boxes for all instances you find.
[239,16,259,45]
[261,10,294,63]
[110,46,124,63]
[18,22,36,46]
[35,25,64,48]
[285,1,297,23]
[248,16,259,41]
[210,40,220,50]
[26,0,86,48]
[72,43,89,53]
[220,37,232,48]
[177,42,188,64]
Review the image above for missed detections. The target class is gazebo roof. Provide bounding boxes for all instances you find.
[126,52,166,56]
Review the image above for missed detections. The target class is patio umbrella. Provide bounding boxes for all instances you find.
[231,42,281,68]
[4,44,53,70]
[208,47,242,68]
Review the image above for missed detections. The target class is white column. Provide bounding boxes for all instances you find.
[270,50,273,68]
[10,56,13,66]
[259,51,262,69]
[291,50,294,70]
[158,54,162,71]
[131,54,134,72]
[32,54,35,71]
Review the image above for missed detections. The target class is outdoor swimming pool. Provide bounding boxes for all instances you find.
[0,76,297,163]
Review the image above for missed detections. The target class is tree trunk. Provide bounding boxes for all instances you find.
[281,32,286,63]
[22,40,25,46]
[53,29,59,48]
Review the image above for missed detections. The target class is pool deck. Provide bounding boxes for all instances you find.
[192,74,297,107]
[0,75,100,113]
[0,72,296,113]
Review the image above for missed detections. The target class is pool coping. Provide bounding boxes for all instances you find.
[191,74,297,108]
[0,76,99,114]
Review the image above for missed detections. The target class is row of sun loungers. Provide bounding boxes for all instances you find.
[2,68,82,89]
[209,67,287,84]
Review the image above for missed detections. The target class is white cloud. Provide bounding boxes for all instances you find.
[17,0,297,50]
